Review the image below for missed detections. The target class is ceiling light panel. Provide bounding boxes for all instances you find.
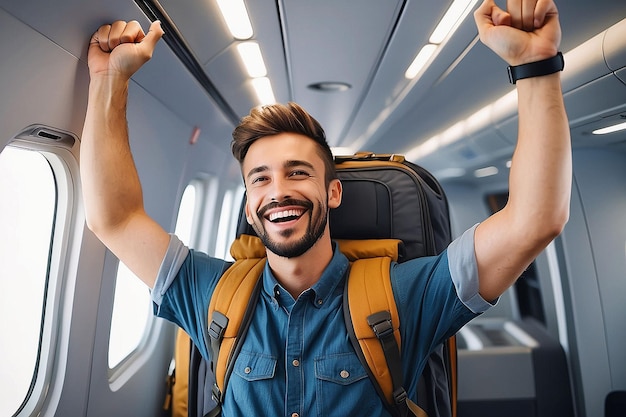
[592,121,626,135]
[237,42,267,78]
[216,0,253,39]
[405,44,438,79]
[404,0,479,80]
[251,77,276,105]
[430,0,479,44]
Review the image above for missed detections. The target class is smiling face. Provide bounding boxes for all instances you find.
[242,133,342,258]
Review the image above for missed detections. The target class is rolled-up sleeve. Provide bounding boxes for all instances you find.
[447,224,496,314]
[151,234,189,307]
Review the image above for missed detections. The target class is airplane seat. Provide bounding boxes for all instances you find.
[456,317,574,417]
[606,391,626,417]
[234,192,404,249]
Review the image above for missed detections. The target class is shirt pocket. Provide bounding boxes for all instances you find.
[315,352,368,385]
[315,352,383,416]
[233,350,277,382]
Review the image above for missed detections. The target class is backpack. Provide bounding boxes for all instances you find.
[165,152,456,417]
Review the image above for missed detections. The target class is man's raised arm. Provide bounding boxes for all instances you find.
[80,20,169,288]
[472,0,572,301]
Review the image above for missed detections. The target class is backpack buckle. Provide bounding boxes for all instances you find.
[367,311,394,339]
[211,383,222,403]
[392,387,408,405]
[209,311,229,341]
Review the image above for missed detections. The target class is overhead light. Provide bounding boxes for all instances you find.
[592,121,626,135]
[237,42,267,78]
[404,0,478,80]
[405,44,438,79]
[216,0,253,40]
[474,166,499,178]
[430,0,479,44]
[215,1,276,107]
[251,77,276,105]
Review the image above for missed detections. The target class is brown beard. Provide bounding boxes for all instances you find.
[252,198,328,258]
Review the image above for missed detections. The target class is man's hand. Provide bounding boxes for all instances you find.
[474,0,561,66]
[88,20,164,79]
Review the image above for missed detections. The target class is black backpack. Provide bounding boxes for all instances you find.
[167,152,455,417]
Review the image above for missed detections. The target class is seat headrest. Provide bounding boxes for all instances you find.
[234,179,392,241]
[234,178,406,261]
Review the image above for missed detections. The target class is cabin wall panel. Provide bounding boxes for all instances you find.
[86,254,173,417]
[572,148,626,388]
[130,40,237,158]
[559,147,626,417]
[46,228,105,417]
[0,8,89,149]
[564,74,626,128]
[125,82,195,231]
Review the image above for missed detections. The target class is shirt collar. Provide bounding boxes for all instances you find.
[262,242,349,309]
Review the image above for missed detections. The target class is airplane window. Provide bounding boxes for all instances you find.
[214,189,235,260]
[0,146,56,415]
[108,262,152,368]
[214,186,245,261]
[175,183,197,246]
[226,186,245,259]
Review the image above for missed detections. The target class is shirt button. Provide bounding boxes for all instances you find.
[291,413,299,417]
[340,370,350,379]
[317,299,323,305]
[292,359,300,367]
[244,367,251,374]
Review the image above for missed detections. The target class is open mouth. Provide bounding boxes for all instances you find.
[267,209,305,223]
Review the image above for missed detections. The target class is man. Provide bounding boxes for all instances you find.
[80,0,571,415]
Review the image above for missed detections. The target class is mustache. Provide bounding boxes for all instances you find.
[257,198,313,219]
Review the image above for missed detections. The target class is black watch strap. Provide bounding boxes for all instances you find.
[507,52,564,84]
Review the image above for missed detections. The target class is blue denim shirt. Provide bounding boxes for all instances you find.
[152,225,490,417]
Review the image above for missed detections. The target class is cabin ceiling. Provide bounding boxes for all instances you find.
[155,0,625,138]
[156,0,626,175]
[1,0,624,184]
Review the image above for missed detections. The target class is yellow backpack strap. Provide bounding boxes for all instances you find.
[344,257,427,417]
[167,328,190,417]
[447,334,458,417]
[206,235,266,409]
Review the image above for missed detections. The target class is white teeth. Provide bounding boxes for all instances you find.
[269,209,303,222]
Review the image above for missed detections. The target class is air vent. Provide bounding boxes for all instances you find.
[14,124,77,148]
[35,128,62,141]
[307,82,352,92]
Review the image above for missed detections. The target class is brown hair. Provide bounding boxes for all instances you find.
[231,102,337,184]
